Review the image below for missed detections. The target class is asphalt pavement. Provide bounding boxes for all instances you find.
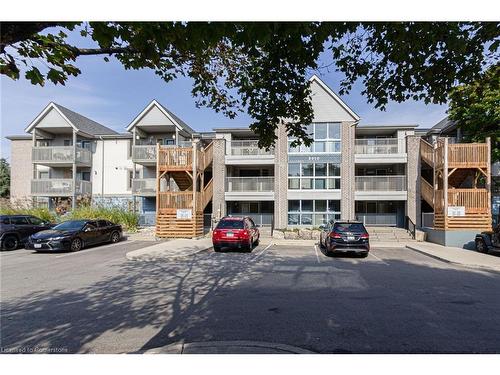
[1,239,500,354]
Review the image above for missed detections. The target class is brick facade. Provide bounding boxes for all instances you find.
[406,135,421,226]
[274,122,289,229]
[211,138,226,219]
[340,121,356,220]
[10,139,33,202]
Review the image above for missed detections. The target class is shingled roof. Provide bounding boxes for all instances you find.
[52,103,118,135]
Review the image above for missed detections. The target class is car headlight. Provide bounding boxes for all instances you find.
[49,236,67,241]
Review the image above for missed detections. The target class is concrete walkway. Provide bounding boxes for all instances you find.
[406,242,500,271]
[126,238,212,261]
[141,340,314,354]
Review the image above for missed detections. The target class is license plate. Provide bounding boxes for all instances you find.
[226,232,234,237]
[347,236,355,241]
[34,244,42,248]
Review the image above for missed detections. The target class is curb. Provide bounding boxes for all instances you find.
[405,245,452,264]
[126,245,212,261]
[406,245,500,272]
[140,340,315,354]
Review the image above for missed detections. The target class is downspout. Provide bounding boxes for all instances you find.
[100,136,105,199]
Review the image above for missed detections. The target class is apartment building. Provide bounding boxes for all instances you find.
[7,75,494,244]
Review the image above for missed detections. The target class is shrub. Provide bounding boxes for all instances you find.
[67,205,139,232]
[0,199,139,231]
[0,198,57,222]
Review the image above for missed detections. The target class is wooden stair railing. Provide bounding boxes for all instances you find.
[202,178,213,210]
[420,139,434,167]
[421,178,434,207]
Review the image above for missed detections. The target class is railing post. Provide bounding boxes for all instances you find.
[72,130,77,209]
[443,137,449,228]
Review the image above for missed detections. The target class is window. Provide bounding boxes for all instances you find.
[11,217,29,225]
[288,122,341,153]
[28,216,44,225]
[127,170,134,190]
[287,199,341,226]
[287,162,341,190]
[63,139,72,146]
[97,220,109,228]
[39,171,49,179]
[2,217,10,225]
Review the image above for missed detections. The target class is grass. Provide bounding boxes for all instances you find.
[0,199,139,232]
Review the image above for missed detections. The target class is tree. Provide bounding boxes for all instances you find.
[1,22,499,148]
[448,64,500,162]
[0,158,10,198]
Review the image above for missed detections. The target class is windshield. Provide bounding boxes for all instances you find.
[53,221,87,231]
[217,220,244,229]
[334,223,366,233]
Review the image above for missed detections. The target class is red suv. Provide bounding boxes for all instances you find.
[212,216,260,252]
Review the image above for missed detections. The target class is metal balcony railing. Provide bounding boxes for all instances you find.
[356,213,398,226]
[132,145,157,162]
[226,177,274,192]
[355,176,407,191]
[230,140,274,156]
[132,178,156,195]
[31,179,92,196]
[354,138,405,154]
[32,146,92,164]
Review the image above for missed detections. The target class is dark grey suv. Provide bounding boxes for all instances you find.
[0,215,53,250]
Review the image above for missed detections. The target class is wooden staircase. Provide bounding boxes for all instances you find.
[155,141,214,238]
[419,137,492,231]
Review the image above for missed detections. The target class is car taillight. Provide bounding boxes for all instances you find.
[360,233,369,239]
[330,231,342,239]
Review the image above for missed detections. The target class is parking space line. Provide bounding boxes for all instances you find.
[253,243,273,260]
[55,240,135,258]
[369,251,389,265]
[314,245,321,263]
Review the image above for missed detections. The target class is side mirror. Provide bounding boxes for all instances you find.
[84,227,92,232]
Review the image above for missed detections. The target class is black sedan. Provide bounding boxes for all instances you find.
[319,220,370,257]
[25,219,122,252]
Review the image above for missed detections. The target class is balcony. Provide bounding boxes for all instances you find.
[226,140,274,165]
[226,177,274,192]
[354,138,406,164]
[31,179,92,196]
[225,177,275,201]
[132,145,157,165]
[132,178,156,196]
[32,146,92,166]
[355,176,407,200]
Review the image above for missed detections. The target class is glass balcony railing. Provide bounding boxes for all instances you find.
[229,140,274,156]
[354,138,405,154]
[226,177,274,192]
[355,176,407,191]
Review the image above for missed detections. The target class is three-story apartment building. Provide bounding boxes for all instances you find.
[7,75,494,245]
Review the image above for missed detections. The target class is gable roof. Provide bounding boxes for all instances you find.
[25,102,118,136]
[309,75,360,121]
[126,99,195,134]
[428,116,457,135]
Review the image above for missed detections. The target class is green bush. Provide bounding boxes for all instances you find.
[0,199,139,232]
[67,205,139,232]
[0,198,57,222]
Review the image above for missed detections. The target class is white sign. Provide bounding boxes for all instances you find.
[448,206,465,217]
[176,209,192,220]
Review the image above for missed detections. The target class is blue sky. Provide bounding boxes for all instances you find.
[0,30,448,161]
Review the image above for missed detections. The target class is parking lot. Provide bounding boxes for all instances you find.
[1,239,500,353]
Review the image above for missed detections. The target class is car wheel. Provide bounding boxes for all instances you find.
[359,252,369,258]
[110,231,121,243]
[2,235,18,251]
[70,238,83,252]
[245,239,253,253]
[254,237,260,246]
[213,245,222,252]
[476,239,488,254]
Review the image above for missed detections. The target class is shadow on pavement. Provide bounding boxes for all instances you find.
[2,247,500,354]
